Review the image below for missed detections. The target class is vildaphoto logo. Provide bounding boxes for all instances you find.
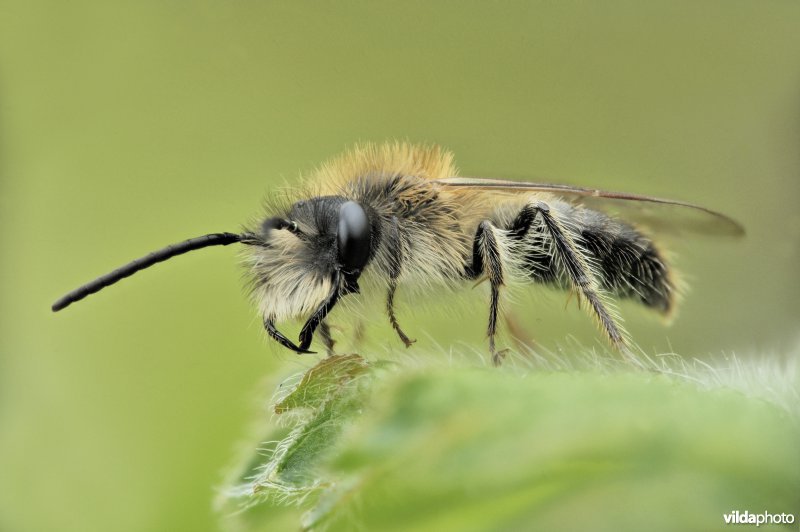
[723,510,795,526]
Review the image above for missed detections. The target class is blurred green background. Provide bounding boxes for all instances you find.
[1,2,798,531]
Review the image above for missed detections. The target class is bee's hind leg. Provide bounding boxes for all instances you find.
[524,201,629,352]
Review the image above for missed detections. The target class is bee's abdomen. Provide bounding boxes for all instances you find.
[578,226,675,314]
[520,210,676,315]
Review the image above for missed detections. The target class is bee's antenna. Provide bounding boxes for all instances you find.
[52,232,257,312]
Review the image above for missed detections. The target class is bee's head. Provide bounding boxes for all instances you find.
[51,194,376,354]
[244,196,375,327]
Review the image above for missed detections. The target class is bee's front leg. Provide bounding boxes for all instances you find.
[318,320,336,356]
[298,270,343,352]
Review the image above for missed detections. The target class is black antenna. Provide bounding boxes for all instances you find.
[52,232,252,312]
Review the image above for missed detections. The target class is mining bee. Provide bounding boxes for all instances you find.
[53,143,744,365]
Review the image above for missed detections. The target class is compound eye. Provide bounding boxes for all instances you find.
[337,201,371,272]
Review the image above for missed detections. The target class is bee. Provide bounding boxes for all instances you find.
[52,143,744,365]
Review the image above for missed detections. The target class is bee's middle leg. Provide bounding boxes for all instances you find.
[387,280,415,347]
[385,216,416,348]
[468,220,508,366]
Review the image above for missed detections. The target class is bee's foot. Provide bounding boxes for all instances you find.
[491,348,509,367]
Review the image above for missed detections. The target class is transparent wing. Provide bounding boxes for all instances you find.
[435,177,745,237]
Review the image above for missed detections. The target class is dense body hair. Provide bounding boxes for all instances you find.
[244,143,679,357]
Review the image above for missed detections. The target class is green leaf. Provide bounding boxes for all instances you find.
[274,354,370,414]
[219,355,800,531]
